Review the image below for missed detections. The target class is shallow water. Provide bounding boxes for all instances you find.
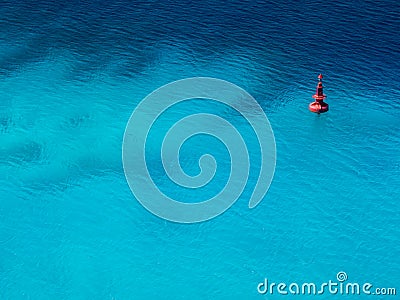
[1,0,399,299]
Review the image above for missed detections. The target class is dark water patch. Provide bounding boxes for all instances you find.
[0,38,49,76]
[65,113,91,129]
[0,114,14,133]
[0,140,45,166]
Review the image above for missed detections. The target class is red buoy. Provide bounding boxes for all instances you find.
[309,74,329,113]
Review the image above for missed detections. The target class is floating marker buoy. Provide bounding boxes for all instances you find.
[309,74,329,113]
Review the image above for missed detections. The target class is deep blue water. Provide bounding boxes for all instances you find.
[1,0,399,299]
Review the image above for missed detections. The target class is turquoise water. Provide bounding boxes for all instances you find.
[1,0,399,299]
